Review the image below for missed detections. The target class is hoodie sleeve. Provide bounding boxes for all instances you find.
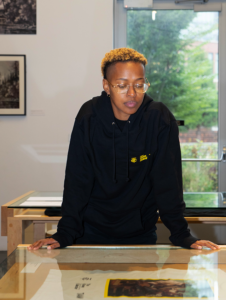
[51,119,95,248]
[150,116,198,249]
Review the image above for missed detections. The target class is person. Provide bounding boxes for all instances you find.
[28,48,219,251]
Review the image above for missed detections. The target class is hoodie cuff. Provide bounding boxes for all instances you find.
[50,233,71,248]
[180,235,198,249]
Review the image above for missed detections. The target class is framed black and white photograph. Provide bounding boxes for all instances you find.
[0,0,36,35]
[0,55,26,116]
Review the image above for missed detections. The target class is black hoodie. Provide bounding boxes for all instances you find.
[52,91,197,248]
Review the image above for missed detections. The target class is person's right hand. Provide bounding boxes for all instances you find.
[27,238,60,250]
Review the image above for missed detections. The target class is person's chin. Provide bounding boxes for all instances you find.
[123,106,139,115]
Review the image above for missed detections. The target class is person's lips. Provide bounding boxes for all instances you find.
[124,101,137,108]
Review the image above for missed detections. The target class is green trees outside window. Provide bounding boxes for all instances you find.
[127,10,219,192]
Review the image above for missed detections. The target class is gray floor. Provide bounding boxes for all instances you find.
[0,251,7,264]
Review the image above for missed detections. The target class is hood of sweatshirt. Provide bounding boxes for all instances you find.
[92,91,153,183]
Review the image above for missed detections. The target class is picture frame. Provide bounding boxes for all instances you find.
[0,1,36,35]
[0,55,26,116]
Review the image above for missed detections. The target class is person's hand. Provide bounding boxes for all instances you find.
[190,240,220,250]
[27,238,60,250]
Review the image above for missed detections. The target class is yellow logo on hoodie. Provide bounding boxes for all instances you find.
[131,157,137,163]
[131,154,150,163]
[140,155,148,162]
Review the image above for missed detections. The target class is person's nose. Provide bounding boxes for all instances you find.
[127,83,136,96]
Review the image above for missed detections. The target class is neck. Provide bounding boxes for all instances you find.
[110,101,130,120]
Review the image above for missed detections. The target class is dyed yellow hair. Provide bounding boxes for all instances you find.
[101,48,148,79]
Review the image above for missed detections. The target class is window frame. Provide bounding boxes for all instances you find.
[114,0,226,191]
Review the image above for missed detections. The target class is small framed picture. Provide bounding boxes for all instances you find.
[0,1,36,35]
[0,55,26,116]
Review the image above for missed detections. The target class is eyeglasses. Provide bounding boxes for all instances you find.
[107,78,150,94]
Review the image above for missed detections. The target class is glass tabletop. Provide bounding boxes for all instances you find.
[8,191,226,209]
[0,245,226,299]
[8,191,63,208]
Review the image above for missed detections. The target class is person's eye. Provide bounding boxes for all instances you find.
[118,84,127,89]
[135,84,144,88]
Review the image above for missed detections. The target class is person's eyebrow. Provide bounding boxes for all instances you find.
[135,78,145,81]
[116,77,145,81]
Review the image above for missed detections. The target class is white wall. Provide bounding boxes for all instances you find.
[0,0,113,250]
[1,0,225,251]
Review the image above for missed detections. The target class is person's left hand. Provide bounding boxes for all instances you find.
[190,240,220,250]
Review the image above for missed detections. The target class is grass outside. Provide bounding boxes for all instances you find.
[181,141,218,192]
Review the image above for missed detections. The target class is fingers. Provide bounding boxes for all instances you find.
[196,240,220,250]
[47,242,60,250]
[27,238,59,250]
[42,238,59,246]
[27,240,43,250]
[190,240,221,250]
[190,243,203,250]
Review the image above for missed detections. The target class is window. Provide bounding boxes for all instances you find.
[208,53,213,62]
[215,53,219,74]
[114,0,226,192]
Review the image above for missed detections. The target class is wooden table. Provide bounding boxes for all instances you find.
[1,191,61,255]
[2,191,226,256]
[0,245,226,299]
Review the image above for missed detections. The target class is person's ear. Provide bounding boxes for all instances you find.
[103,79,110,96]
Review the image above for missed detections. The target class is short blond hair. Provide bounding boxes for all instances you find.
[101,48,148,78]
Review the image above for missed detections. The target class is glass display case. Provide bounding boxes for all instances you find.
[0,245,226,299]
